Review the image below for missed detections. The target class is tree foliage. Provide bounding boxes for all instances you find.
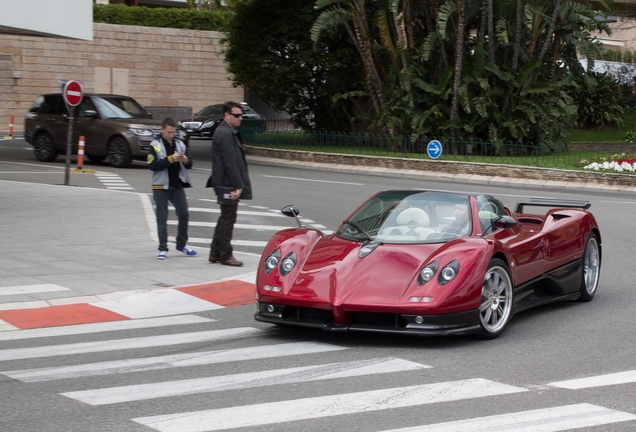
[312,0,614,148]
[223,0,366,131]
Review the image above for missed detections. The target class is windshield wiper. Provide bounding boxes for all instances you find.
[342,220,372,241]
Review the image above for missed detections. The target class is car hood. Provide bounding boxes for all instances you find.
[181,115,220,123]
[260,230,491,313]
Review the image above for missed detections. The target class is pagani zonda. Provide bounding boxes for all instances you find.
[255,191,601,339]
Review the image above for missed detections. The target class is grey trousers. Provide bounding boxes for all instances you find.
[153,187,189,251]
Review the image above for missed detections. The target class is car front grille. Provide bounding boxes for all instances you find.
[349,312,406,329]
[182,122,202,129]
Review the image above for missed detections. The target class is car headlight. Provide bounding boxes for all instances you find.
[128,128,153,136]
[177,121,183,126]
[202,120,217,128]
[438,259,460,285]
[418,261,439,285]
[279,252,297,276]
[175,130,186,140]
[264,249,281,274]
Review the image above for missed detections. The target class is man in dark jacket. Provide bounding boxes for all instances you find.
[209,101,252,266]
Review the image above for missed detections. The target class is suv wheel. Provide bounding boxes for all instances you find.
[108,137,132,168]
[33,132,58,162]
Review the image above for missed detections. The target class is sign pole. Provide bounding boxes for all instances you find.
[64,106,74,186]
[60,80,83,185]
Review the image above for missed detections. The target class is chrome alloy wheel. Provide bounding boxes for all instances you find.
[583,236,600,296]
[479,263,513,336]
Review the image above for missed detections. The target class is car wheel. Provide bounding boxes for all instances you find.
[477,258,514,339]
[86,154,106,163]
[108,137,132,168]
[577,233,601,302]
[33,132,57,162]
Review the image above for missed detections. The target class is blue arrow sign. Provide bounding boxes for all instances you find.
[427,140,442,159]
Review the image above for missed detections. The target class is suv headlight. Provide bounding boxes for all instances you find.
[202,120,217,128]
[128,128,153,136]
[175,130,186,140]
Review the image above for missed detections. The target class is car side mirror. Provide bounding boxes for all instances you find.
[494,215,517,229]
[482,215,517,235]
[281,205,304,228]
[83,110,98,118]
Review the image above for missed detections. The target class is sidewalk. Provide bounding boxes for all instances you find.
[0,180,259,317]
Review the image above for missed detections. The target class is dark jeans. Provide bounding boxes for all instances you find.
[153,187,189,251]
[210,202,238,260]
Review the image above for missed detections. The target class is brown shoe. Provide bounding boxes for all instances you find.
[209,256,220,263]
[220,256,243,267]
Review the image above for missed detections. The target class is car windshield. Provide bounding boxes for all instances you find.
[335,191,472,243]
[93,96,152,119]
[196,105,223,116]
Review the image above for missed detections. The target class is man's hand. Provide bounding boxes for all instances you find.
[230,188,243,200]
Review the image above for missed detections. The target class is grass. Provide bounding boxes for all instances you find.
[570,107,636,142]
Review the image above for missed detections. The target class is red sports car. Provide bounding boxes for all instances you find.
[254,191,601,339]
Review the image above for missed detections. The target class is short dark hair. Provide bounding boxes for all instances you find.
[222,101,242,115]
[162,117,176,128]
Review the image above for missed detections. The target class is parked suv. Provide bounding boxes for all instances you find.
[179,102,265,139]
[24,93,187,168]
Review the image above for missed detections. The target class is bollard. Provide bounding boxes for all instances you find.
[77,136,85,169]
[4,116,14,139]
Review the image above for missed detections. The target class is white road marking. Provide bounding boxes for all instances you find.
[0,315,214,342]
[0,327,262,361]
[133,379,527,432]
[0,319,17,331]
[548,369,636,389]
[263,175,365,185]
[63,357,426,405]
[183,205,286,217]
[3,341,345,383]
[92,289,224,319]
[379,403,636,432]
[169,221,292,231]
[184,237,268,247]
[0,284,70,296]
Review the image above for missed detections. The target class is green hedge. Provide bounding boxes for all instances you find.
[93,4,230,32]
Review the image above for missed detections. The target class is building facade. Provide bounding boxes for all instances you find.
[0,23,243,131]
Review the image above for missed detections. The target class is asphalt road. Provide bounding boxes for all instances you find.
[1,136,636,431]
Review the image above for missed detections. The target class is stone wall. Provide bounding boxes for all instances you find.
[0,23,243,131]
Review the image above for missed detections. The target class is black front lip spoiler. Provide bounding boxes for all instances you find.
[254,309,481,337]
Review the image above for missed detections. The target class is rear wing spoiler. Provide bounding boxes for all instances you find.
[514,198,591,213]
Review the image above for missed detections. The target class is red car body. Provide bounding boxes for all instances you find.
[255,191,601,339]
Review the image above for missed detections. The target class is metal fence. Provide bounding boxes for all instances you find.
[237,120,636,172]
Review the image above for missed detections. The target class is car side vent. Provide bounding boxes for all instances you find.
[551,213,570,220]
[0,54,12,62]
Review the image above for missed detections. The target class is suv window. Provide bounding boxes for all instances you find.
[77,98,97,117]
[29,95,65,115]
[93,96,151,119]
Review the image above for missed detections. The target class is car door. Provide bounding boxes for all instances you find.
[73,97,102,156]
[41,95,68,149]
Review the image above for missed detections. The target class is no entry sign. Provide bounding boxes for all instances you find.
[63,80,83,107]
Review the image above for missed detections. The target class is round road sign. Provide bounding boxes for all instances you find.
[427,139,442,159]
[63,80,83,107]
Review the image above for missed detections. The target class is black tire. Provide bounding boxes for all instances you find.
[577,233,601,302]
[86,154,106,163]
[108,137,132,168]
[477,258,514,339]
[33,132,57,162]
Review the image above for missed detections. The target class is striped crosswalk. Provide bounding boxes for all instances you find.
[1,313,635,431]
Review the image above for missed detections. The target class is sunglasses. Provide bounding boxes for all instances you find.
[229,113,243,118]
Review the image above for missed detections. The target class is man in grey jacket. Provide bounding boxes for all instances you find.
[148,117,197,260]
[209,101,252,266]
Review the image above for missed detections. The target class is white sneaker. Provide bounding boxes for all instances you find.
[157,251,167,260]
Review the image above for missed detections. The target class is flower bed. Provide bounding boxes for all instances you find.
[581,153,636,172]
